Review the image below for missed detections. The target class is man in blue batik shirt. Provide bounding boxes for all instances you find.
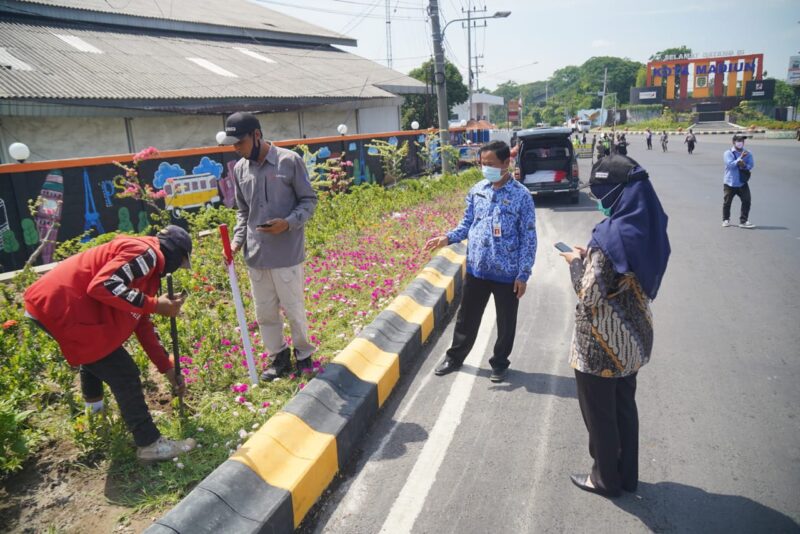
[425,140,537,383]
[722,134,755,229]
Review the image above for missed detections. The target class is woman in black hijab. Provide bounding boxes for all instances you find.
[560,154,671,497]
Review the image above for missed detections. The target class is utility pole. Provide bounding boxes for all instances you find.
[385,0,393,69]
[428,0,451,173]
[466,6,472,120]
[463,2,487,121]
[600,67,608,128]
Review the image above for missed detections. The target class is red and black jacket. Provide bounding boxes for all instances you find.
[24,236,172,372]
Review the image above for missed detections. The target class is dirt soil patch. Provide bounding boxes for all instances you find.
[0,439,157,534]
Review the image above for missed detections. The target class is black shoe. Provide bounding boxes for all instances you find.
[569,474,621,498]
[434,359,461,376]
[295,350,314,375]
[260,347,292,381]
[489,367,507,383]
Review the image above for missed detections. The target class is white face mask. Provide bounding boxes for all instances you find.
[734,141,744,150]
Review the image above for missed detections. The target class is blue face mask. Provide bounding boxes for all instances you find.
[482,165,503,183]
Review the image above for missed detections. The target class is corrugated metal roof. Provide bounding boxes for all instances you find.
[0,21,426,106]
[3,0,357,46]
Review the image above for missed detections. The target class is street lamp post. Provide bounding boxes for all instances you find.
[441,11,510,123]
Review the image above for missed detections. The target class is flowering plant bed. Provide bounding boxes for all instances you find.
[0,169,479,532]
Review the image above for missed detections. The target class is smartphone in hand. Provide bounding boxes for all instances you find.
[554,242,573,253]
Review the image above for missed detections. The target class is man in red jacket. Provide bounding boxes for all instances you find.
[24,226,196,462]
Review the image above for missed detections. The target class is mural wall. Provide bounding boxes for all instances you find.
[0,131,435,273]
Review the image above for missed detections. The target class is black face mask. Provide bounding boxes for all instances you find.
[248,133,261,162]
[158,239,185,275]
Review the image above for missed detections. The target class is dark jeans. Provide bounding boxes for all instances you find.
[646,138,652,149]
[687,141,695,153]
[445,273,519,371]
[575,370,639,494]
[723,183,751,223]
[80,347,161,447]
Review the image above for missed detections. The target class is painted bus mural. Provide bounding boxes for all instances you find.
[0,129,466,273]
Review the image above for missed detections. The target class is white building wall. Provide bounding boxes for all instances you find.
[300,110,357,138]
[356,105,400,134]
[1,99,403,162]
[254,111,301,141]
[131,115,221,152]
[2,116,130,161]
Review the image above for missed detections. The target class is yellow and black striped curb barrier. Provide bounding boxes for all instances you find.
[146,242,467,534]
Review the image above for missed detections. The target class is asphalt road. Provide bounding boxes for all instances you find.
[307,137,800,533]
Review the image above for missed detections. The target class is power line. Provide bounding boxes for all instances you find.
[255,0,424,20]
[332,0,423,10]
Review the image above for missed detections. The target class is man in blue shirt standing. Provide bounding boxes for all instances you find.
[424,140,537,382]
[722,134,755,229]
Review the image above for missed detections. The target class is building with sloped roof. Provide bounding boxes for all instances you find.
[0,0,425,162]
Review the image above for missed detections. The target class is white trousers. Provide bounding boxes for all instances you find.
[247,263,315,360]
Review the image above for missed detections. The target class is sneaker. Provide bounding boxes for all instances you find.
[739,221,756,229]
[722,220,730,227]
[260,347,292,381]
[489,368,508,383]
[137,436,197,463]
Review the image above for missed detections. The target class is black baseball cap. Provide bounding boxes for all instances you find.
[579,154,649,189]
[732,134,747,142]
[157,225,192,267]
[220,112,261,145]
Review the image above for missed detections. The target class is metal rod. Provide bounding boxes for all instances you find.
[166,273,185,420]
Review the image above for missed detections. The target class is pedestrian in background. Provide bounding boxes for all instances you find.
[560,154,670,498]
[24,226,197,463]
[615,133,628,156]
[645,128,653,150]
[660,131,669,152]
[722,134,755,229]
[425,140,537,383]
[684,129,697,155]
[220,112,319,380]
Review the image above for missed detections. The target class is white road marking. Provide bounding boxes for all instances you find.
[378,299,496,534]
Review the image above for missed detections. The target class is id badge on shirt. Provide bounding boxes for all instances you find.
[492,219,502,238]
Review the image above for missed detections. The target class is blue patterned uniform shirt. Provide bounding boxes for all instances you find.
[447,178,537,283]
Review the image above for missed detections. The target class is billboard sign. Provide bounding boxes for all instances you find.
[629,86,664,105]
[744,79,775,100]
[788,56,800,86]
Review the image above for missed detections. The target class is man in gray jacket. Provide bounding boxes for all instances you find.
[220,112,318,380]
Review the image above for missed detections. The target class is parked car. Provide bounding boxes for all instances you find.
[514,127,580,203]
[576,119,591,133]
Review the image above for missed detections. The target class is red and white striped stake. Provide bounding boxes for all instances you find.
[219,224,259,385]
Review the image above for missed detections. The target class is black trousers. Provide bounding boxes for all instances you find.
[646,138,652,149]
[723,183,751,223]
[687,141,695,154]
[80,347,161,447]
[445,273,519,370]
[574,370,639,493]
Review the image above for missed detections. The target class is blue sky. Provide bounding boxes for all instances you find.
[256,0,799,89]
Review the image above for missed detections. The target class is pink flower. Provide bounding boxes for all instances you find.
[223,363,233,369]
[133,146,159,163]
[261,401,271,408]
[235,395,246,404]
[231,383,248,393]
[299,383,305,389]
[221,339,232,346]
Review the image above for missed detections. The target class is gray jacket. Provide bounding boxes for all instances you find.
[232,144,318,269]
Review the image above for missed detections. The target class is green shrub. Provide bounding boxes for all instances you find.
[0,398,39,475]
